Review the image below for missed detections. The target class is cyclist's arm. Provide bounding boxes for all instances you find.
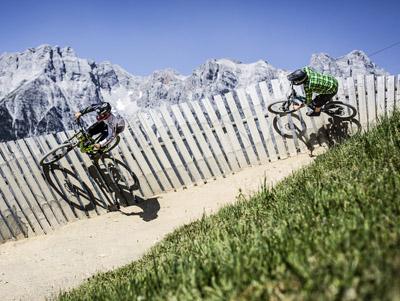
[79,103,103,116]
[304,86,313,104]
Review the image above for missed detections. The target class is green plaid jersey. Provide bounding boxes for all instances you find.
[303,67,338,104]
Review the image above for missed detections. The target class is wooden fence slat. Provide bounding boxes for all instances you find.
[0,194,14,241]
[0,152,38,236]
[170,104,214,180]
[0,179,26,240]
[280,80,315,152]
[23,137,69,224]
[57,132,107,216]
[45,134,90,219]
[149,109,192,187]
[157,106,204,186]
[104,143,142,206]
[16,139,64,227]
[213,95,249,168]
[259,81,288,159]
[180,102,222,178]
[114,132,155,198]
[189,101,232,175]
[376,76,386,118]
[291,84,326,149]
[386,76,395,115]
[63,130,113,211]
[123,125,163,195]
[36,135,79,222]
[5,141,56,231]
[356,75,369,130]
[237,89,269,163]
[202,98,241,172]
[366,75,377,126]
[270,79,298,156]
[138,112,182,189]
[247,85,278,161]
[0,145,47,235]
[224,92,259,165]
[346,77,361,134]
[128,120,173,192]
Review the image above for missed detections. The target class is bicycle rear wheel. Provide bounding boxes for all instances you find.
[40,143,74,166]
[323,101,357,119]
[268,100,298,115]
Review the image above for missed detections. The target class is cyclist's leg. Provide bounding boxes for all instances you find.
[307,93,335,116]
[314,93,335,108]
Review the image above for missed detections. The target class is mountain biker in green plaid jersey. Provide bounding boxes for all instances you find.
[287,67,338,116]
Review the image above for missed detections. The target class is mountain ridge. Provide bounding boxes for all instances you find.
[0,45,388,141]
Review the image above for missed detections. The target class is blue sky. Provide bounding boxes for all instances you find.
[1,0,399,75]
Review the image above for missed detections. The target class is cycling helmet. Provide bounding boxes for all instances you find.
[287,69,308,85]
[96,102,111,121]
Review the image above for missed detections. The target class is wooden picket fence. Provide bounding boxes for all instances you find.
[0,75,398,243]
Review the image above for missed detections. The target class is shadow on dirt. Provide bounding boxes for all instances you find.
[42,154,160,222]
[272,113,362,155]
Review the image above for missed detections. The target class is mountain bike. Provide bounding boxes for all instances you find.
[39,119,120,166]
[268,85,357,119]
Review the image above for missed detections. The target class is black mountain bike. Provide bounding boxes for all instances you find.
[268,85,357,119]
[40,119,120,166]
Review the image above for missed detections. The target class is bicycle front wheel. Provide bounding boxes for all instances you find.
[323,101,357,119]
[40,143,74,166]
[268,100,298,115]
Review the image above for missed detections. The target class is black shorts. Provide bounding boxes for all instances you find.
[312,93,336,108]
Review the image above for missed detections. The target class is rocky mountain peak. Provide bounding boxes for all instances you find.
[0,45,388,141]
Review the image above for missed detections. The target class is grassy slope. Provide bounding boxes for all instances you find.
[59,112,400,301]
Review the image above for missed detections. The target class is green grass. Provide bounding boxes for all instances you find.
[59,112,400,301]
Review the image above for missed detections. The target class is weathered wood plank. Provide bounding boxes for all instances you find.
[3,141,55,232]
[180,102,222,178]
[16,138,64,227]
[270,79,298,156]
[236,89,269,163]
[114,131,155,198]
[247,85,278,162]
[386,75,395,115]
[356,75,368,130]
[23,137,69,224]
[346,77,361,134]
[159,105,204,184]
[213,95,249,168]
[366,75,377,126]
[376,76,386,118]
[259,81,288,159]
[128,120,173,192]
[138,112,182,189]
[224,92,259,165]
[189,100,232,175]
[0,179,26,239]
[57,132,107,216]
[36,135,80,222]
[171,104,213,180]
[123,125,163,195]
[202,98,241,172]
[149,109,195,186]
[0,151,39,236]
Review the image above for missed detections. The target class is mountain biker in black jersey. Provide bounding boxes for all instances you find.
[287,67,339,117]
[74,102,125,150]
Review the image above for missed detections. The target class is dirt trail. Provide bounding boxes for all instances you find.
[0,153,315,301]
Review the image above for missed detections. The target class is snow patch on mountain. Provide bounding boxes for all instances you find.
[0,45,388,141]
